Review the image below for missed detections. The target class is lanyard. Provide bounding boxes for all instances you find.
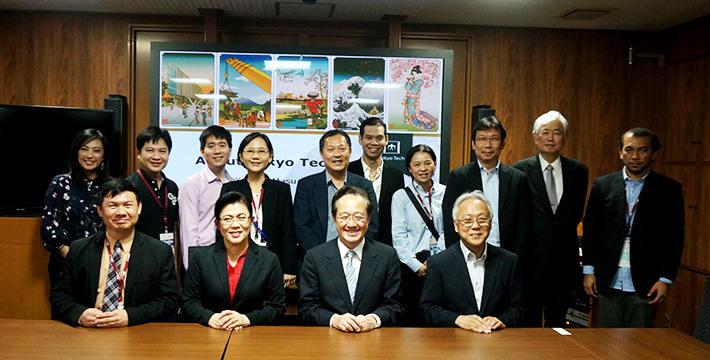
[137,169,169,232]
[105,238,131,308]
[411,182,433,220]
[624,184,641,236]
[251,188,264,227]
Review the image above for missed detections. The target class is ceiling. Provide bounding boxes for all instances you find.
[2,0,709,31]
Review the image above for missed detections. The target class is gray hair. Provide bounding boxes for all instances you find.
[533,110,568,135]
[451,190,494,221]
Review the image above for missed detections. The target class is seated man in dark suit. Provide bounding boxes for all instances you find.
[420,190,523,333]
[294,129,379,257]
[50,179,180,327]
[299,186,403,332]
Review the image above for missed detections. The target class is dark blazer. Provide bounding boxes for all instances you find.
[50,231,180,326]
[419,243,524,327]
[220,177,298,274]
[512,155,588,282]
[293,170,379,254]
[298,239,404,326]
[582,170,685,297]
[181,241,286,326]
[442,162,531,256]
[349,159,405,246]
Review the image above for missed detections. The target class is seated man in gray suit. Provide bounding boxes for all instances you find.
[299,186,403,332]
[420,190,523,333]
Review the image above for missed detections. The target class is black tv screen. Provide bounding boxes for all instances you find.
[0,104,117,215]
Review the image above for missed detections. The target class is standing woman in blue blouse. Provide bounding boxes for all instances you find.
[391,144,446,326]
[41,129,110,288]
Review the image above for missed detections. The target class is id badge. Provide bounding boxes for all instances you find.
[159,232,175,248]
[618,237,631,268]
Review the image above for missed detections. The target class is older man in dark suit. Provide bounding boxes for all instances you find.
[420,190,523,333]
[299,186,403,332]
[348,117,405,246]
[294,130,379,257]
[50,179,179,327]
[583,128,684,328]
[512,110,588,327]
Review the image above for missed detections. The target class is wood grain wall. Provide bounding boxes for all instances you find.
[0,10,707,333]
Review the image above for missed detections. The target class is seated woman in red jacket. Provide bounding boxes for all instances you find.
[181,191,286,330]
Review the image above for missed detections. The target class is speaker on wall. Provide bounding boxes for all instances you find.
[104,94,128,176]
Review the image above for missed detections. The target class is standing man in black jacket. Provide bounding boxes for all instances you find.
[349,117,405,246]
[513,110,588,327]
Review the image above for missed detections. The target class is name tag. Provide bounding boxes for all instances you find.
[159,232,175,248]
[618,237,631,268]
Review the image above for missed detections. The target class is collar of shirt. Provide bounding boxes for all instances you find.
[337,237,365,260]
[325,171,348,188]
[361,158,383,180]
[622,166,650,184]
[477,159,500,175]
[460,240,487,263]
[538,154,562,174]
[201,165,233,184]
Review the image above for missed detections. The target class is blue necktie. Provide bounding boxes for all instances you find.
[345,250,357,305]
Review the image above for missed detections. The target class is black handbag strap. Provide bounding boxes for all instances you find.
[404,186,440,240]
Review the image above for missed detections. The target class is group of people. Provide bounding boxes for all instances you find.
[41,111,684,333]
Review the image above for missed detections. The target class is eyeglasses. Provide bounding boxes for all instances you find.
[220,215,252,225]
[456,217,491,229]
[475,137,501,145]
[336,214,368,224]
[243,148,270,157]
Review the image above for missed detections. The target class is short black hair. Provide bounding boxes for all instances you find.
[214,191,252,220]
[68,128,110,187]
[237,132,274,168]
[199,125,232,150]
[404,144,437,174]
[359,117,386,137]
[331,185,373,218]
[319,129,351,152]
[96,179,141,206]
[472,115,507,142]
[620,127,662,152]
[136,126,172,152]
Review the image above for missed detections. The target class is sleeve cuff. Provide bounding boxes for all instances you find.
[368,313,382,328]
[582,265,595,275]
[660,277,673,285]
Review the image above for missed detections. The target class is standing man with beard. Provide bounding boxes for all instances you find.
[583,127,684,327]
[349,117,405,246]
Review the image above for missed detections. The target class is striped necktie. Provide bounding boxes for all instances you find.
[345,250,357,305]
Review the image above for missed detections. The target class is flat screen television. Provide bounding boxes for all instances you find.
[150,43,453,192]
[0,104,119,216]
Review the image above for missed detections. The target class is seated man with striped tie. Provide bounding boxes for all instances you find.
[298,186,403,332]
[50,179,180,327]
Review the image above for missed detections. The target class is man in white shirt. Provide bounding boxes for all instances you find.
[420,190,524,333]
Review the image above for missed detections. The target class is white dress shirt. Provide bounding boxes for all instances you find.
[538,154,563,203]
[460,241,488,311]
[361,158,384,203]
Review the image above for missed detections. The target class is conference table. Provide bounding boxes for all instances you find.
[1,319,709,359]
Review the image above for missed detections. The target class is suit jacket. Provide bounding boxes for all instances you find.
[298,239,404,326]
[50,231,180,326]
[220,177,298,274]
[512,155,588,282]
[582,170,684,297]
[181,241,286,326]
[419,243,524,327]
[294,170,379,254]
[349,159,405,246]
[442,162,531,256]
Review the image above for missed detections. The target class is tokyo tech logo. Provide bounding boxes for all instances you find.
[384,140,400,155]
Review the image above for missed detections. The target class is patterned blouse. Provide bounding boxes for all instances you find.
[40,174,102,253]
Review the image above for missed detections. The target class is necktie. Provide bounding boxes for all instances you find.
[103,241,122,312]
[345,250,357,305]
[545,165,558,213]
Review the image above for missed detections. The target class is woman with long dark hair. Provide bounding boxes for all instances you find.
[41,128,110,287]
